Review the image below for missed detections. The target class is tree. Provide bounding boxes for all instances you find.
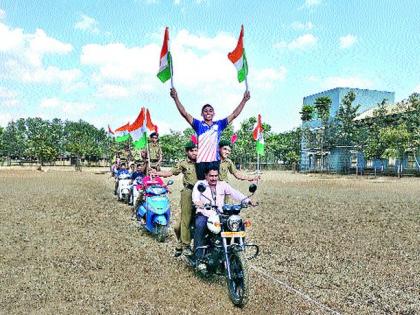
[331,91,361,172]
[381,125,410,177]
[300,104,314,122]
[363,99,390,173]
[314,96,332,171]
[25,118,60,165]
[401,93,420,167]
[2,119,27,159]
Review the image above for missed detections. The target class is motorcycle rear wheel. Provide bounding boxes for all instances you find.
[226,251,249,307]
[156,225,168,243]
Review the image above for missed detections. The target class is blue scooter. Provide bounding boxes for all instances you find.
[136,180,173,242]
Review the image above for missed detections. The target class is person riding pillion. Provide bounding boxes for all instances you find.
[218,139,261,183]
[152,141,198,257]
[192,167,257,271]
[170,88,251,180]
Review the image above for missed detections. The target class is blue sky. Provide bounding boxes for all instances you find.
[0,0,419,133]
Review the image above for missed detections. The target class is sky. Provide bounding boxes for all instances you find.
[0,0,419,133]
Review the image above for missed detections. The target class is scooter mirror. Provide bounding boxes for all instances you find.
[249,184,257,193]
[167,180,174,186]
[197,183,206,193]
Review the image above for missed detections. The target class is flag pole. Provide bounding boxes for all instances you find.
[257,152,260,175]
[245,77,248,92]
[146,134,151,176]
[170,55,174,89]
[169,27,174,89]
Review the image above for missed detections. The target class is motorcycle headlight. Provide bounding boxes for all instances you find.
[227,215,242,232]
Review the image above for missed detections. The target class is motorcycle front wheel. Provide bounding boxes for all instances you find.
[226,251,249,307]
[156,225,168,243]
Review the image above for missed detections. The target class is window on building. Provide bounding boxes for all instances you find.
[407,153,416,168]
[388,157,396,167]
[351,155,357,168]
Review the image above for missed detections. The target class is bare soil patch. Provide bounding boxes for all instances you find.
[1,170,419,314]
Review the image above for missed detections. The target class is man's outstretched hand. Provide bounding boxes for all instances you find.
[242,91,251,103]
[170,88,178,100]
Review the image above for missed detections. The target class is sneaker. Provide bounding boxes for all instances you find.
[174,248,183,257]
[182,248,193,257]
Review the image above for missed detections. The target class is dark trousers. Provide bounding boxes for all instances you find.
[195,161,220,180]
[194,215,208,259]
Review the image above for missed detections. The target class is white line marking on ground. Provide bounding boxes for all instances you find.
[250,265,342,315]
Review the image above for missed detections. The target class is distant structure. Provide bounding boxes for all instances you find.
[300,87,395,173]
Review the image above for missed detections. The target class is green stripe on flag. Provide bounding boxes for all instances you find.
[115,134,130,143]
[256,140,264,156]
[237,50,248,83]
[133,132,147,149]
[157,52,172,83]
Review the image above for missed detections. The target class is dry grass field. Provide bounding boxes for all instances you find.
[0,169,419,314]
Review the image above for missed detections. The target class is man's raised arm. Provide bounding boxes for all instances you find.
[170,88,194,127]
[227,91,251,124]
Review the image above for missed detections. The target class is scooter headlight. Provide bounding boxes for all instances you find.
[227,215,242,232]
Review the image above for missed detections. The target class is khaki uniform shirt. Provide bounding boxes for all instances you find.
[219,158,237,182]
[132,149,142,162]
[149,143,162,162]
[171,159,197,188]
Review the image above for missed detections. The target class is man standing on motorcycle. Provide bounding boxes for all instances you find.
[170,88,251,180]
[152,141,198,257]
[192,167,257,271]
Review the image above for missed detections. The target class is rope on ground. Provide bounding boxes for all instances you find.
[250,265,342,315]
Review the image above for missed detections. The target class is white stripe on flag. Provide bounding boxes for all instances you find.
[233,56,244,71]
[159,52,169,71]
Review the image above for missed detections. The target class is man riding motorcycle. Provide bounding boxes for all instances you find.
[192,166,257,272]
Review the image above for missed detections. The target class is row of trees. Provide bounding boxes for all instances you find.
[300,91,420,173]
[0,118,111,165]
[0,117,301,168]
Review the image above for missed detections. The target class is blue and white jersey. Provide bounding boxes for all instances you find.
[192,117,228,163]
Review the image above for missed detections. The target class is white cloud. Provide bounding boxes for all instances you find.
[81,43,159,81]
[39,98,95,119]
[252,67,287,89]
[274,34,318,50]
[80,28,287,124]
[300,0,321,9]
[413,84,420,93]
[0,22,79,88]
[21,66,81,84]
[97,84,130,99]
[339,34,357,49]
[291,21,314,31]
[0,87,19,107]
[0,9,6,19]
[0,112,13,127]
[174,0,181,4]
[321,76,374,89]
[74,14,100,34]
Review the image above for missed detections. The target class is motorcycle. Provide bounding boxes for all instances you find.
[117,173,132,203]
[185,183,259,307]
[136,179,174,242]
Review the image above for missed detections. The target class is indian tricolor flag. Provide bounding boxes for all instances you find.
[228,25,248,83]
[157,27,172,84]
[114,122,130,143]
[253,114,264,156]
[128,107,158,149]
